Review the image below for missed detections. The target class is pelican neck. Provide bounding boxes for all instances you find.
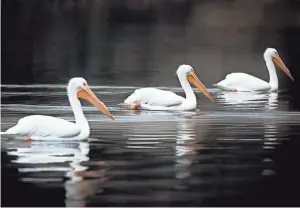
[177,73,196,102]
[67,87,88,125]
[265,54,278,91]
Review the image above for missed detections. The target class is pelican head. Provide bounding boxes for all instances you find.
[68,77,115,120]
[264,48,294,81]
[176,64,213,101]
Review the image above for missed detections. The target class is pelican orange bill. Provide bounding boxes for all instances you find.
[187,72,214,101]
[77,85,115,120]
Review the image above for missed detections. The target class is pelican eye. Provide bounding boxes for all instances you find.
[83,82,87,86]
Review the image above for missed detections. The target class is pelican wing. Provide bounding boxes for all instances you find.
[214,73,271,91]
[124,88,185,107]
[6,115,81,138]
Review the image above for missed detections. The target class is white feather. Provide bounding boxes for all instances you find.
[214,73,271,92]
[5,115,81,138]
[124,88,185,107]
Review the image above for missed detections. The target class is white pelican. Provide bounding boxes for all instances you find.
[2,77,115,140]
[122,64,213,111]
[213,48,294,92]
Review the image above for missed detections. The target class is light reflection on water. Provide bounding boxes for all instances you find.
[1,85,300,206]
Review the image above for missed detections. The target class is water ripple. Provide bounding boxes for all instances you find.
[1,86,300,206]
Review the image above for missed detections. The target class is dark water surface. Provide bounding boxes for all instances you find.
[2,85,300,206]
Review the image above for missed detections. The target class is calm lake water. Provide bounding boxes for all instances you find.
[2,85,300,206]
[2,0,300,206]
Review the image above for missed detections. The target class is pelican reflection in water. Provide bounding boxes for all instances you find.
[4,140,109,207]
[216,91,279,110]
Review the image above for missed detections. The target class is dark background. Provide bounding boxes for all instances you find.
[2,0,300,86]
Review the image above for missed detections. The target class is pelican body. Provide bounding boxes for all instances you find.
[123,65,213,111]
[214,48,294,92]
[2,78,114,140]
